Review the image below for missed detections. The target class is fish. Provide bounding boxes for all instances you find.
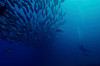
[16,2,22,9]
[16,11,26,23]
[30,4,34,13]
[56,29,63,32]
[0,1,7,15]
[21,2,29,13]
[0,0,66,46]
[7,0,15,7]
[22,7,27,16]
[0,0,5,7]
[22,0,34,13]
[34,2,39,13]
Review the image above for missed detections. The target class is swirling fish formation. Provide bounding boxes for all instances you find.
[0,0,66,46]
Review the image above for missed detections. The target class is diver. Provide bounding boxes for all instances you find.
[76,26,92,56]
[78,44,92,56]
[0,0,7,15]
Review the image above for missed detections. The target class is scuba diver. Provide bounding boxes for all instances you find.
[78,44,92,56]
[0,0,7,15]
[77,26,92,56]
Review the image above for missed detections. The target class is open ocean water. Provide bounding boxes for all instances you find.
[0,0,100,66]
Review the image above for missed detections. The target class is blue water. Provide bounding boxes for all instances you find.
[0,0,100,66]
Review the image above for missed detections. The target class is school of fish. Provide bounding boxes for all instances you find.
[0,0,66,46]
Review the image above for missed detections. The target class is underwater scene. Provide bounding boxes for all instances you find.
[0,0,100,66]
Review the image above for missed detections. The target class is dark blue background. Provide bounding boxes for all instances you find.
[0,0,100,66]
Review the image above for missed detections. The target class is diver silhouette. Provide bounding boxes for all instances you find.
[76,26,92,56]
[78,44,92,56]
[0,0,7,15]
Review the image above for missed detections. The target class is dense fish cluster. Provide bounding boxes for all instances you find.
[0,0,66,46]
